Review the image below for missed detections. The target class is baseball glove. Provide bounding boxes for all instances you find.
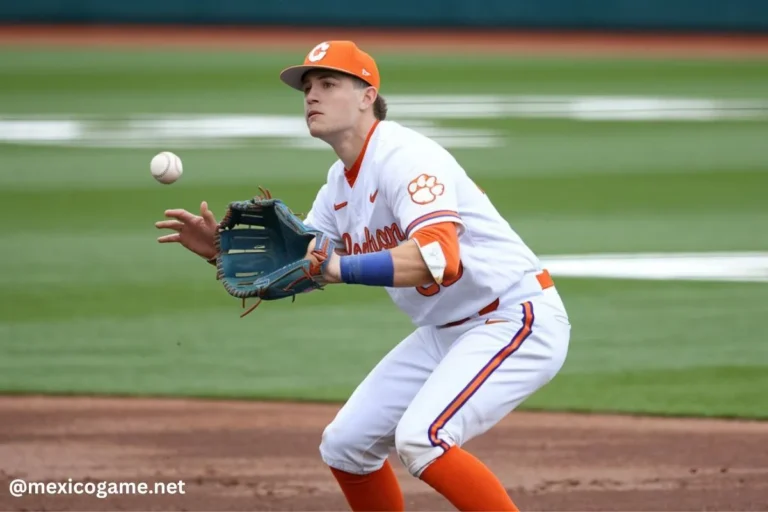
[213,188,336,317]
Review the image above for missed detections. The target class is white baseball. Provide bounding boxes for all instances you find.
[150,151,183,184]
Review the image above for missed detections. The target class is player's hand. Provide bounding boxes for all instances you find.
[305,236,341,283]
[155,201,219,261]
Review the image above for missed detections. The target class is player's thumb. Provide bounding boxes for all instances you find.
[200,201,217,225]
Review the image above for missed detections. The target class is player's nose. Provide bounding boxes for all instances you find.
[304,86,320,103]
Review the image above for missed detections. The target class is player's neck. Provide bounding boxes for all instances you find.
[332,117,378,170]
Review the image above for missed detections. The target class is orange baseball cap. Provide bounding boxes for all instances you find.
[279,41,380,91]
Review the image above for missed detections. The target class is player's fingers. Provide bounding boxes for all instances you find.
[157,233,181,243]
[155,220,184,231]
[164,209,197,222]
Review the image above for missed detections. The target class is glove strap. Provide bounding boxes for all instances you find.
[309,233,334,276]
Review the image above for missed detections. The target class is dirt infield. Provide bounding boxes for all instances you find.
[0,396,766,511]
[2,25,768,56]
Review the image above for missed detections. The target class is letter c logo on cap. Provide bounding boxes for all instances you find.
[307,42,330,63]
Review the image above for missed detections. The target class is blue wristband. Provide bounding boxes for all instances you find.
[339,252,395,287]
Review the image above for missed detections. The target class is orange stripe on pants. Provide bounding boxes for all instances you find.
[428,301,535,450]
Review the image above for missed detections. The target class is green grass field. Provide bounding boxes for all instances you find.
[1,47,766,419]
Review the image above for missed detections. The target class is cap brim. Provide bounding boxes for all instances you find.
[279,64,373,91]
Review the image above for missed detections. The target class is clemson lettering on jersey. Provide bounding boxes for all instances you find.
[342,223,407,255]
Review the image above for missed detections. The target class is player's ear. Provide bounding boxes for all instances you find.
[359,87,378,112]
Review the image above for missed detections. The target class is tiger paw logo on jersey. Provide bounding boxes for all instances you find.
[408,174,445,205]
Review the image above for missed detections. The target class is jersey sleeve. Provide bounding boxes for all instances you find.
[303,184,341,242]
[384,163,464,240]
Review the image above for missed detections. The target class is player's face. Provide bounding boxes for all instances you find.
[302,71,364,138]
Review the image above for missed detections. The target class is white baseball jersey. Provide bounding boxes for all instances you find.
[305,120,543,327]
[304,121,571,488]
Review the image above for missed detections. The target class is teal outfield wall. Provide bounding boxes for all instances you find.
[3,0,768,32]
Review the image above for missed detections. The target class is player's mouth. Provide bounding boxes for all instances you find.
[307,110,322,120]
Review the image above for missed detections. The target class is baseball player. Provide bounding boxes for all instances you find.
[156,41,571,512]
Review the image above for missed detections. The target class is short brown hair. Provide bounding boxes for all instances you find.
[354,78,388,121]
[373,95,388,121]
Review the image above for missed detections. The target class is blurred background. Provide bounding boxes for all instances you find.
[0,1,767,419]
[3,0,768,31]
